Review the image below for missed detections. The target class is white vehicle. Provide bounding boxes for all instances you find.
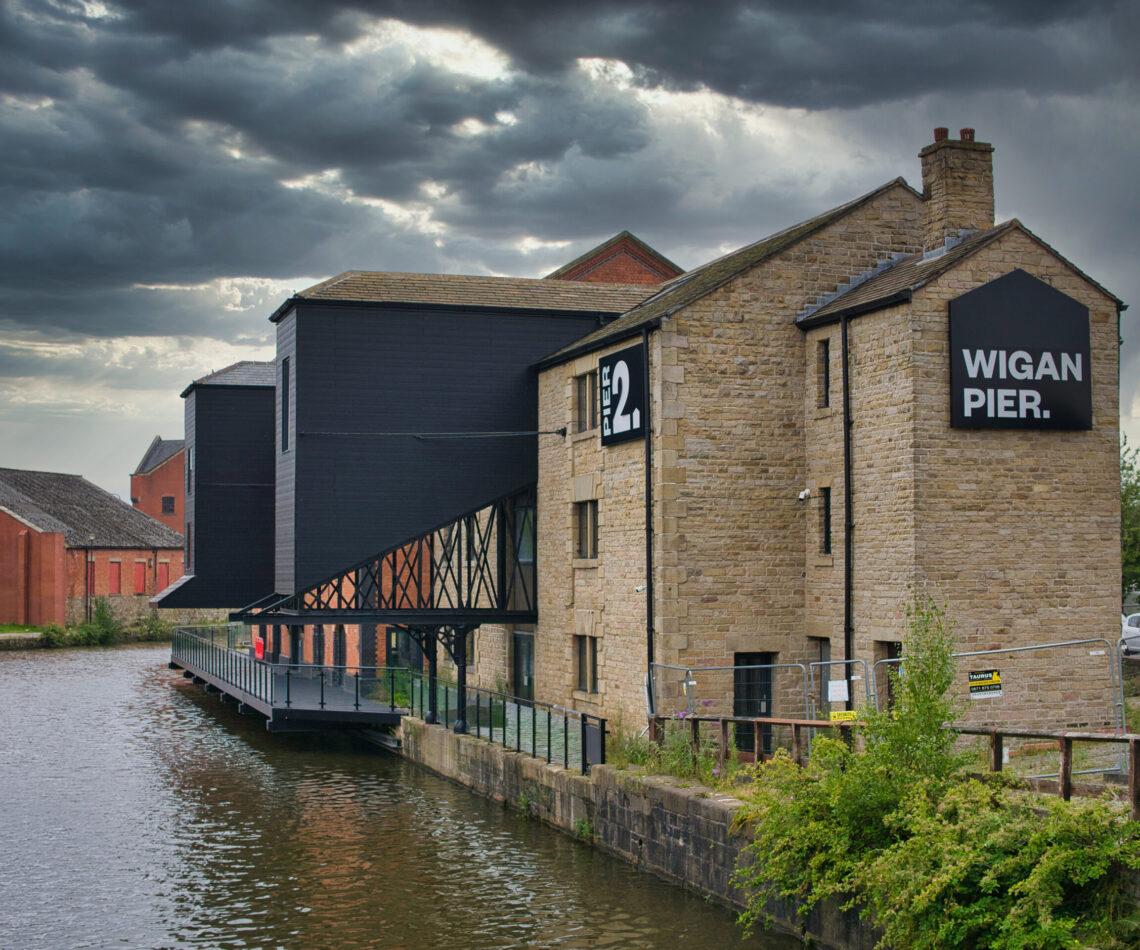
[1122,613,1140,656]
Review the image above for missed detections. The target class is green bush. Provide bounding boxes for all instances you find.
[90,598,120,644]
[733,588,1140,948]
[38,623,68,648]
[134,613,172,642]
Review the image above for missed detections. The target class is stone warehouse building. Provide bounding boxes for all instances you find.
[177,130,1123,735]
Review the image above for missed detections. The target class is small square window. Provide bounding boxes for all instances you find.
[575,500,598,559]
[161,496,175,514]
[574,370,597,433]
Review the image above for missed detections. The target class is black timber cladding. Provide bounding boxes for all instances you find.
[277,301,610,594]
[157,373,275,609]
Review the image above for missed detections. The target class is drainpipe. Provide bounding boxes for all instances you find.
[643,328,655,714]
[841,315,854,711]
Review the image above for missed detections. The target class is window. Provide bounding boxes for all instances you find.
[817,339,831,408]
[161,496,175,515]
[576,635,599,693]
[819,487,832,555]
[575,500,598,559]
[109,561,121,595]
[313,624,325,666]
[574,370,597,432]
[281,356,290,452]
[186,522,193,572]
[134,561,146,594]
[186,445,194,494]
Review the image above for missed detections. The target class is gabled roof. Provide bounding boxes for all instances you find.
[0,468,185,548]
[537,178,920,368]
[269,272,653,322]
[544,231,684,284]
[132,436,185,476]
[180,361,275,398]
[797,219,1123,329]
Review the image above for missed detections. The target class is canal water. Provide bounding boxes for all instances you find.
[0,645,797,950]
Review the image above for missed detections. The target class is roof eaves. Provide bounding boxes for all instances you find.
[534,316,664,371]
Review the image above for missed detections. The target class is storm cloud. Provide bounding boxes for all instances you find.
[1,0,1136,496]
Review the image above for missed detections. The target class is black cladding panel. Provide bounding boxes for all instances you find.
[163,384,276,608]
[287,303,602,590]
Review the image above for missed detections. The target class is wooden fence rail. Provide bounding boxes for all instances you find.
[650,715,1140,820]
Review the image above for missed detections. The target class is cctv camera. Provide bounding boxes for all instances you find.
[634,584,647,592]
[797,488,811,501]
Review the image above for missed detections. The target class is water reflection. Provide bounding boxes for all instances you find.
[0,646,795,949]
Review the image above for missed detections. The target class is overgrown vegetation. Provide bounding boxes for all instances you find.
[608,716,744,788]
[34,599,172,649]
[733,589,1140,949]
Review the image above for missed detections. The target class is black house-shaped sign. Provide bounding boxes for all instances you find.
[948,268,1091,430]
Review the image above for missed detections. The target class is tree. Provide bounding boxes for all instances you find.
[1122,435,1140,598]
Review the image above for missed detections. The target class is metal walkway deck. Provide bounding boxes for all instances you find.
[170,627,406,732]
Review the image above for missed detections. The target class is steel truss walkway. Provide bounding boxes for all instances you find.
[229,487,536,733]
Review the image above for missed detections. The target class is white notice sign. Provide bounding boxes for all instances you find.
[828,679,849,703]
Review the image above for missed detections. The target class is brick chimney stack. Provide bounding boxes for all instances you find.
[919,128,994,252]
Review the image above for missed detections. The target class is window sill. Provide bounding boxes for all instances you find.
[812,406,834,421]
[572,558,599,570]
[573,689,601,705]
[571,428,596,443]
[813,555,834,568]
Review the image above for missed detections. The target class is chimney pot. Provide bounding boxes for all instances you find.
[933,127,949,142]
[960,128,975,142]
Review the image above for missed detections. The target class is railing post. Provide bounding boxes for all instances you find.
[319,669,326,709]
[792,723,802,766]
[531,702,537,759]
[424,631,439,725]
[355,672,360,711]
[546,709,552,764]
[599,718,607,766]
[286,668,292,708]
[580,714,588,775]
[690,716,700,756]
[719,719,729,770]
[1059,735,1073,801]
[990,729,1003,773]
[389,666,396,712]
[1131,737,1140,822]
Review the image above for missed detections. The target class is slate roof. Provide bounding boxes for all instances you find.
[0,468,185,548]
[132,436,185,476]
[536,178,919,368]
[270,272,652,322]
[181,361,275,397]
[544,231,684,281]
[797,219,1123,328]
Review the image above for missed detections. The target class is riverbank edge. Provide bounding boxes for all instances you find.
[397,717,877,950]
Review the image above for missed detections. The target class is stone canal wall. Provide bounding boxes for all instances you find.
[397,718,876,950]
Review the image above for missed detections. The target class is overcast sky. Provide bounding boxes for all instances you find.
[2,0,1138,501]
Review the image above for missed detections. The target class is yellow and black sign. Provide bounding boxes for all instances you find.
[968,669,1003,698]
[829,710,858,722]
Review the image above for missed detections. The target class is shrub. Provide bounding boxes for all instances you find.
[732,588,1140,948]
[38,623,68,648]
[90,598,120,644]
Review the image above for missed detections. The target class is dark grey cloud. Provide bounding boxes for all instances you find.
[1,0,1137,495]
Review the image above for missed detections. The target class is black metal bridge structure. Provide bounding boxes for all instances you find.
[226,487,538,733]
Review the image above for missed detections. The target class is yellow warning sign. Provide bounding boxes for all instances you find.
[829,710,858,722]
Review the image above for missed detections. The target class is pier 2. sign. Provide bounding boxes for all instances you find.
[600,344,646,446]
[949,269,1091,430]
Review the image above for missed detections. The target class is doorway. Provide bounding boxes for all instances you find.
[734,651,774,756]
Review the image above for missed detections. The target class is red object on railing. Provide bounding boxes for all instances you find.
[254,636,264,660]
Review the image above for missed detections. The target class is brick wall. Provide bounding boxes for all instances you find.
[65,546,185,626]
[0,512,66,626]
[130,449,185,534]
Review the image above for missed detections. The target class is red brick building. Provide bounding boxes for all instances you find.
[0,468,185,627]
[130,436,185,533]
[546,231,683,285]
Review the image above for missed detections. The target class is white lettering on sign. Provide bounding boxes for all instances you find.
[610,359,640,435]
[961,349,1082,382]
[963,388,1049,420]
